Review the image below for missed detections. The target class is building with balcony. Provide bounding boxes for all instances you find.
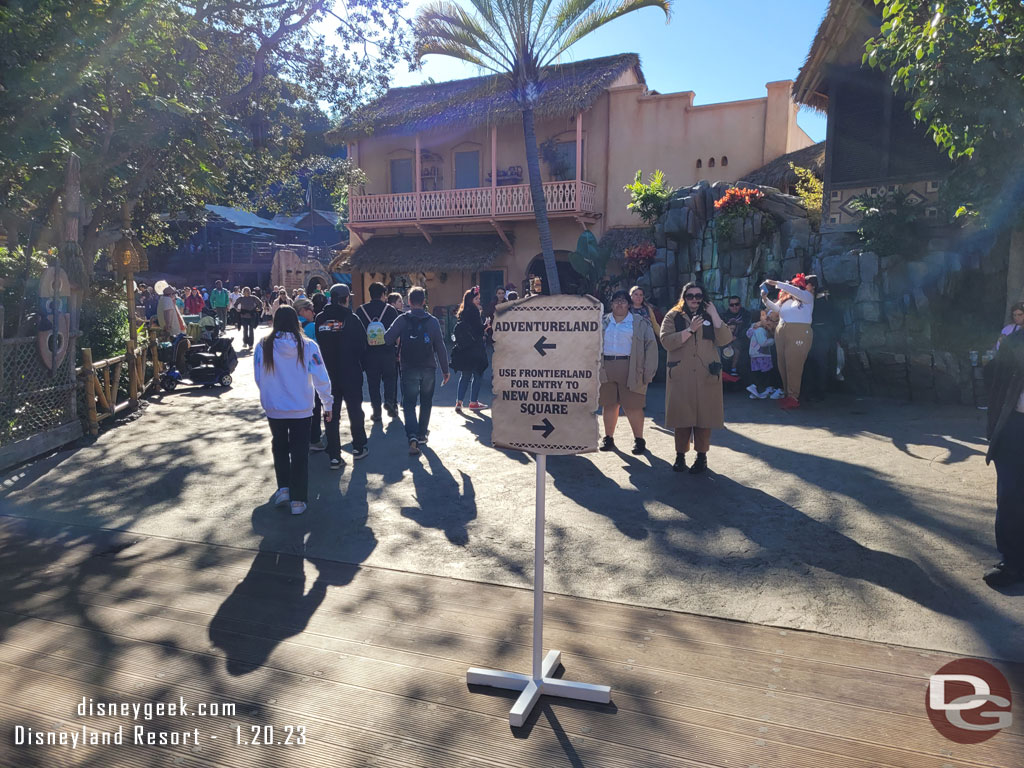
[331,53,815,306]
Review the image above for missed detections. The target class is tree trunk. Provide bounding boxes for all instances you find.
[1007,226,1024,319]
[521,107,561,294]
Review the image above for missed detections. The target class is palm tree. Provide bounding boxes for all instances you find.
[414,0,671,293]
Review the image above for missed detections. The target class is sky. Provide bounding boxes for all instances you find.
[321,0,830,142]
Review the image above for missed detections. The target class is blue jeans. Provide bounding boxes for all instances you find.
[401,367,436,440]
[457,371,483,402]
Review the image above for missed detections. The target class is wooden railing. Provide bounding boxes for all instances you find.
[349,180,598,224]
[78,333,163,436]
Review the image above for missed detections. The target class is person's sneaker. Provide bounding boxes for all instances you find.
[455,400,463,414]
[272,487,290,506]
[408,438,420,456]
[673,453,688,472]
[309,436,327,452]
[745,384,760,398]
[769,388,785,400]
[689,452,708,474]
[468,401,488,410]
[352,446,369,460]
[329,457,343,471]
[631,437,646,455]
[290,501,307,516]
[983,562,1024,588]
[386,405,399,419]
[417,433,429,445]
[371,411,382,422]
[599,436,615,451]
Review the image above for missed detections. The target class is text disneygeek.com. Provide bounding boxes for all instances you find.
[11,697,308,749]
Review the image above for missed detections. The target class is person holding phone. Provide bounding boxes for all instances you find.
[761,274,815,410]
[659,283,733,474]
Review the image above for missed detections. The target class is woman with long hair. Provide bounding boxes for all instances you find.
[660,283,733,474]
[983,332,1024,587]
[761,273,815,410]
[997,302,1024,349]
[254,306,334,516]
[451,287,489,413]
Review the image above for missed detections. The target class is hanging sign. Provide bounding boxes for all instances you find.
[490,293,603,455]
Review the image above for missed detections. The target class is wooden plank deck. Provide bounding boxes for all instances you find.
[0,515,1021,768]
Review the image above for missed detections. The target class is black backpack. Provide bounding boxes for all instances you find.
[401,314,435,368]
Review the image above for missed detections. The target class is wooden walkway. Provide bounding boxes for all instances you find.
[0,515,1021,768]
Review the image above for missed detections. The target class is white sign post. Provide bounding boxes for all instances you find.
[467,293,610,728]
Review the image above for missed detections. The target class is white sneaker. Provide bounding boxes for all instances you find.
[745,384,760,398]
[290,501,307,515]
[769,388,785,400]
[272,488,290,506]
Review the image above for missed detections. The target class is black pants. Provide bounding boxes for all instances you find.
[326,383,366,458]
[803,327,834,400]
[310,394,322,443]
[364,347,398,415]
[268,417,310,502]
[994,411,1024,569]
[752,369,773,391]
[241,316,258,347]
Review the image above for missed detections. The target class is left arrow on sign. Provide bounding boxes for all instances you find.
[533,336,557,356]
[532,418,555,439]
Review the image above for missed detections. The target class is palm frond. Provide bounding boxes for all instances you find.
[541,0,670,65]
[414,1,515,71]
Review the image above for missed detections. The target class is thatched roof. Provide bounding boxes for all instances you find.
[740,141,825,188]
[345,234,509,273]
[598,226,653,256]
[330,53,643,141]
[793,0,880,111]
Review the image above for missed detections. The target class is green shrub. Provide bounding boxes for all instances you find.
[790,163,823,231]
[624,169,674,225]
[78,279,129,362]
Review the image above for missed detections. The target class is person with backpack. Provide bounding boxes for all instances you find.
[356,281,401,422]
[254,305,334,516]
[450,287,488,413]
[295,297,326,452]
[314,284,368,468]
[384,286,450,455]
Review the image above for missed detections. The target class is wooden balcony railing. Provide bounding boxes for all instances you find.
[349,180,599,224]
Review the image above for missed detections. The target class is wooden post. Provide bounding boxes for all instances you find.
[82,348,98,436]
[575,112,583,212]
[126,270,138,403]
[415,133,422,221]
[491,124,498,217]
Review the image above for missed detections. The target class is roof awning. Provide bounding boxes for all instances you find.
[347,234,509,273]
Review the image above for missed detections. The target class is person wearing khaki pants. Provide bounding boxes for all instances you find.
[762,274,815,410]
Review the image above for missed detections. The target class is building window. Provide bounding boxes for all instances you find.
[454,150,481,189]
[696,159,702,169]
[548,139,583,181]
[390,158,413,194]
[721,156,728,167]
[709,158,716,168]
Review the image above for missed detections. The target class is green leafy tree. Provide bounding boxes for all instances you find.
[864,0,1024,313]
[414,0,671,293]
[0,0,408,280]
[623,169,674,224]
[789,163,822,231]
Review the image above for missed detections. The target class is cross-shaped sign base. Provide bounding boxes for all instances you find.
[467,650,611,727]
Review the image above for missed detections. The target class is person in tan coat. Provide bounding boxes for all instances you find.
[660,283,734,474]
[599,290,659,454]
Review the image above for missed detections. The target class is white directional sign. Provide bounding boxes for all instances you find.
[491,294,603,455]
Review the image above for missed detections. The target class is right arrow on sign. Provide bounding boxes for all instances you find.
[532,418,555,439]
[533,336,557,356]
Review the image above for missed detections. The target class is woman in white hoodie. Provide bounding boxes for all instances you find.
[254,305,334,515]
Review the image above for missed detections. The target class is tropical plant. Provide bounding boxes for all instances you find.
[622,242,656,276]
[713,187,765,241]
[847,191,925,260]
[568,230,609,287]
[789,163,823,231]
[624,169,674,224]
[863,0,1024,313]
[414,0,672,293]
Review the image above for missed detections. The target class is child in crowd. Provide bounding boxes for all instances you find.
[746,310,783,399]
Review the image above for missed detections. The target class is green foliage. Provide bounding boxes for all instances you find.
[77,280,130,362]
[789,164,823,231]
[848,191,926,259]
[568,230,614,295]
[0,246,52,335]
[624,169,675,224]
[864,0,1024,226]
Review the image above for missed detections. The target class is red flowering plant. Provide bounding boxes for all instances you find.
[713,187,770,241]
[623,241,656,277]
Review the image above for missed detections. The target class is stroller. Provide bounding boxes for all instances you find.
[158,333,238,391]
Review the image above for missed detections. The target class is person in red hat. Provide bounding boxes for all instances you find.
[761,273,815,410]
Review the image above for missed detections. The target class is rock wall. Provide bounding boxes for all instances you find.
[631,180,1004,404]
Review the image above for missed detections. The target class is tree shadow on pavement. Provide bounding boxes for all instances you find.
[547,454,651,541]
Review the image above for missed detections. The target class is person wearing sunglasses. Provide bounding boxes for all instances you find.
[660,283,733,474]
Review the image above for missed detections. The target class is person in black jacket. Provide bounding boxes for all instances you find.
[802,276,842,402]
[983,332,1024,587]
[314,284,368,467]
[451,287,489,413]
[356,281,401,422]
